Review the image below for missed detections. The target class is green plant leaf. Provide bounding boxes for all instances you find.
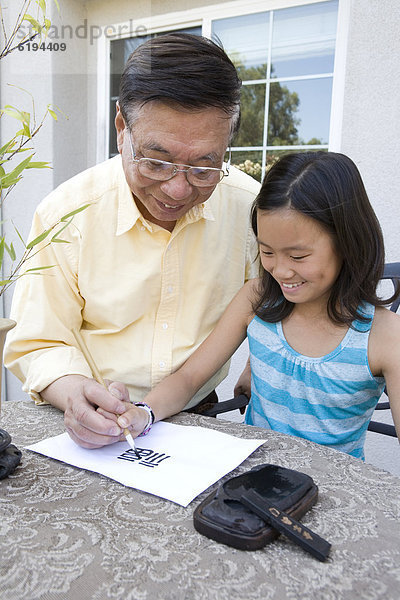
[1,106,27,123]
[48,108,58,121]
[0,174,22,189]
[22,123,32,138]
[25,265,56,273]
[5,242,16,261]
[25,161,51,169]
[0,154,34,188]
[0,139,17,156]
[0,238,5,268]
[60,203,91,221]
[23,15,43,33]
[26,228,52,249]
[2,107,30,127]
[51,219,71,241]
[13,225,26,247]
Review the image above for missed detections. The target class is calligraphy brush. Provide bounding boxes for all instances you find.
[71,328,138,455]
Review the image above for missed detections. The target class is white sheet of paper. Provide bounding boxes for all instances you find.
[26,421,265,506]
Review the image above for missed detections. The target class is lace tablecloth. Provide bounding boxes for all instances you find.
[1,401,400,600]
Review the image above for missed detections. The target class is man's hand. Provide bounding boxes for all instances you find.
[41,375,132,449]
[96,381,151,440]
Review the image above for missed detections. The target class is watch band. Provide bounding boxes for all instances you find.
[134,402,155,436]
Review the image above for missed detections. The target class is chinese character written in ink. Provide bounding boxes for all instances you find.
[117,448,171,468]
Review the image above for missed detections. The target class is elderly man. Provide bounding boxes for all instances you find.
[5,34,259,448]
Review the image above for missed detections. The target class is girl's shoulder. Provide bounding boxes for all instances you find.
[369,307,400,372]
[372,306,400,332]
[244,277,262,296]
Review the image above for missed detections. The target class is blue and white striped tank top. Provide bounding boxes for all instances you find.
[245,303,385,459]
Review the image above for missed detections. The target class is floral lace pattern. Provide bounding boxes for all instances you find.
[1,401,400,600]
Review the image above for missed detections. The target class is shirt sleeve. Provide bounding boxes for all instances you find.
[245,224,260,282]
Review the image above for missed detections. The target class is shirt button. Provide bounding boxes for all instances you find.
[162,323,168,330]
[140,225,145,231]
[159,361,166,368]
[167,286,173,294]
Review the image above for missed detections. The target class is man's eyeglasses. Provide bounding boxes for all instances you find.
[128,130,230,187]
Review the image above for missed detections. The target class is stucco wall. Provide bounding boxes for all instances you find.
[340,0,400,262]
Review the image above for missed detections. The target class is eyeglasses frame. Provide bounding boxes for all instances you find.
[127,129,231,186]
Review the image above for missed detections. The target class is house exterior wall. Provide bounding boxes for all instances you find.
[339,0,400,263]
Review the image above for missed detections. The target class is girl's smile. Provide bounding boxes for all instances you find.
[257,208,343,310]
[280,280,306,294]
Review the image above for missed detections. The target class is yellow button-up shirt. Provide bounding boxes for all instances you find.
[5,156,259,409]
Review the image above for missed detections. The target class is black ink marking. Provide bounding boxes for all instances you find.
[117,448,171,468]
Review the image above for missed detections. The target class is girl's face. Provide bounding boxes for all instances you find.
[257,208,343,309]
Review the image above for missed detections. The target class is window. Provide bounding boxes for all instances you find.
[212,0,338,180]
[106,1,338,181]
[109,26,201,157]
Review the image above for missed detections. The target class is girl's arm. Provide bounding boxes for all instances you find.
[370,307,400,441]
[117,279,257,436]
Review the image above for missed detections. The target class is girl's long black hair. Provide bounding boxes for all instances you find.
[251,151,398,326]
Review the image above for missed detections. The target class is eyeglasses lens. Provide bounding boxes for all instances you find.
[137,159,224,187]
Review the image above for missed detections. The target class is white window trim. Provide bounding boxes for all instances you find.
[329,0,350,151]
[95,0,346,163]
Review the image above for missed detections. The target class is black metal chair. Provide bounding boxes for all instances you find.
[203,262,400,438]
[367,262,400,437]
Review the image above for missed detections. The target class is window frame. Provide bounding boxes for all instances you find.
[96,0,349,165]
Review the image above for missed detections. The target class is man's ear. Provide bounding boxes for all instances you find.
[115,101,126,154]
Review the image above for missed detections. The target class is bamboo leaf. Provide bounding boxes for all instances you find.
[0,174,22,189]
[5,242,16,261]
[21,111,30,126]
[0,139,17,156]
[0,238,5,267]
[26,228,52,249]
[52,218,71,237]
[48,108,58,121]
[0,154,34,187]
[0,279,13,286]
[22,123,32,138]
[15,147,33,154]
[1,106,26,123]
[38,0,47,12]
[24,265,56,273]
[12,153,34,174]
[23,15,43,33]
[60,203,91,221]
[13,225,26,247]
[25,161,51,169]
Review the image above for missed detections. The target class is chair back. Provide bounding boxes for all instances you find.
[382,262,400,313]
[367,262,400,436]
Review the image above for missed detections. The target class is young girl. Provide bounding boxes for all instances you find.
[119,152,400,459]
